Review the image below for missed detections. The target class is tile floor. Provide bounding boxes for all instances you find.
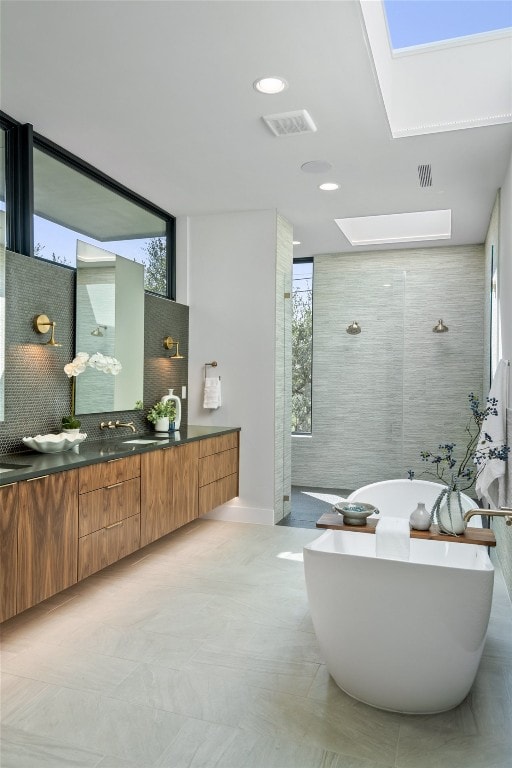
[1,519,512,768]
[278,486,353,528]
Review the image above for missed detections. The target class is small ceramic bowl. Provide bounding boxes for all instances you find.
[332,501,379,526]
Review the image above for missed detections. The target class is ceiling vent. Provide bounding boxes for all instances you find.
[418,164,433,188]
[262,109,317,137]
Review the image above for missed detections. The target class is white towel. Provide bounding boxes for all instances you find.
[475,359,509,508]
[376,517,410,561]
[203,376,222,409]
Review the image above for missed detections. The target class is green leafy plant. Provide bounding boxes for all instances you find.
[146,400,176,424]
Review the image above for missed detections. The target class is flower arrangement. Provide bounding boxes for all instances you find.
[63,352,122,430]
[408,393,509,491]
[408,393,510,533]
[146,400,176,425]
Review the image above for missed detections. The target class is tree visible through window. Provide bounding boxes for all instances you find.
[292,259,313,433]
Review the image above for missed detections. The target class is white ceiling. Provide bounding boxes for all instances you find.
[1,0,512,259]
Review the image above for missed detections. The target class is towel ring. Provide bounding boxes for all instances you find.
[204,361,218,379]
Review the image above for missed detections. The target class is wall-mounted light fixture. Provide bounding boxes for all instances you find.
[346,321,361,335]
[33,314,62,347]
[91,325,107,337]
[163,336,185,359]
[432,319,449,333]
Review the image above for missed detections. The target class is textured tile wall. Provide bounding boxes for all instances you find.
[274,215,292,523]
[0,250,188,454]
[292,245,486,492]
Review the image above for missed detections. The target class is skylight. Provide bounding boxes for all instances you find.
[335,210,452,247]
[383,0,512,50]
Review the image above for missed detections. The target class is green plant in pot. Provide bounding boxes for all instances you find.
[147,400,176,431]
[63,352,122,433]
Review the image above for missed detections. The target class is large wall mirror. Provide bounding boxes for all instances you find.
[75,241,144,414]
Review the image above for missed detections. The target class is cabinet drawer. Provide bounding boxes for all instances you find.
[78,514,141,581]
[79,477,140,537]
[79,455,140,494]
[199,432,238,457]
[198,448,238,487]
[198,474,238,516]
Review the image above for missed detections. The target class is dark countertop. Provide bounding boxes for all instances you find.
[0,425,240,486]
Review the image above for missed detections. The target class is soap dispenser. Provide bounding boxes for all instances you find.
[161,389,181,430]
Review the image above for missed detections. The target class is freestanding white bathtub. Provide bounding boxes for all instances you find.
[303,529,494,714]
[346,478,477,522]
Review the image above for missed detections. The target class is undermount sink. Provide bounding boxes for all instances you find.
[122,438,161,445]
[0,462,32,473]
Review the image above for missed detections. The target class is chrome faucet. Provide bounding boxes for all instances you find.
[463,507,512,526]
[114,420,136,433]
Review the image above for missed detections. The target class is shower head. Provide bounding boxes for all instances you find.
[432,320,448,333]
[346,321,361,335]
[91,325,107,337]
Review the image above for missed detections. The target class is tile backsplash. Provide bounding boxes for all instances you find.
[0,250,188,455]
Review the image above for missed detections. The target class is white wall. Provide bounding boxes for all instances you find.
[186,210,278,524]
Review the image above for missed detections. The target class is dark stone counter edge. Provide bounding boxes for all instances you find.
[0,426,241,486]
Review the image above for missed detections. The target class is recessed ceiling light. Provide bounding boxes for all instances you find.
[253,76,288,94]
[293,240,301,245]
[335,210,452,246]
[301,160,333,174]
[319,182,340,191]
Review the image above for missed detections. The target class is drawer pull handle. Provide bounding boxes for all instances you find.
[1,481,17,488]
[106,482,123,489]
[26,475,49,482]
[105,520,124,530]
[107,458,123,464]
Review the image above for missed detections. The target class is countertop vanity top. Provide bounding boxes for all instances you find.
[0,425,240,485]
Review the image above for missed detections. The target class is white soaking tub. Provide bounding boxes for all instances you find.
[303,529,494,714]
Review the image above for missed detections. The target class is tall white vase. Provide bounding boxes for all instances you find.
[161,388,181,430]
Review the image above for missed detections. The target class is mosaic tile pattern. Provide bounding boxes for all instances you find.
[0,250,189,454]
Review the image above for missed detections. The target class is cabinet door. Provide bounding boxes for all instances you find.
[0,483,18,622]
[17,470,79,613]
[140,447,175,546]
[172,442,199,528]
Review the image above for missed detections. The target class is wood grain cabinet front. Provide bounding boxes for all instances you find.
[78,458,141,581]
[140,441,199,547]
[198,432,239,516]
[0,482,18,622]
[17,470,79,614]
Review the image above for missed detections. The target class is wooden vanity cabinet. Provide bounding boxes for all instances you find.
[17,470,79,614]
[0,482,18,622]
[78,456,141,580]
[140,441,199,547]
[198,432,239,515]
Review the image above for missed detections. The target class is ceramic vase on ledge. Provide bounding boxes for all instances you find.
[434,488,466,535]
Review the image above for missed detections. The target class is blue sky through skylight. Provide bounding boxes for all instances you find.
[383,0,512,49]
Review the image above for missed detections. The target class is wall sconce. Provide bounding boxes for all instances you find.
[91,325,107,337]
[432,319,449,333]
[163,336,185,359]
[33,313,62,347]
[346,321,361,335]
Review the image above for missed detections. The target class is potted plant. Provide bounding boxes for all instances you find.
[408,392,509,534]
[147,400,176,432]
[63,352,122,434]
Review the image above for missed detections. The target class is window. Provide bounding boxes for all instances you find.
[33,144,171,296]
[292,258,313,433]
